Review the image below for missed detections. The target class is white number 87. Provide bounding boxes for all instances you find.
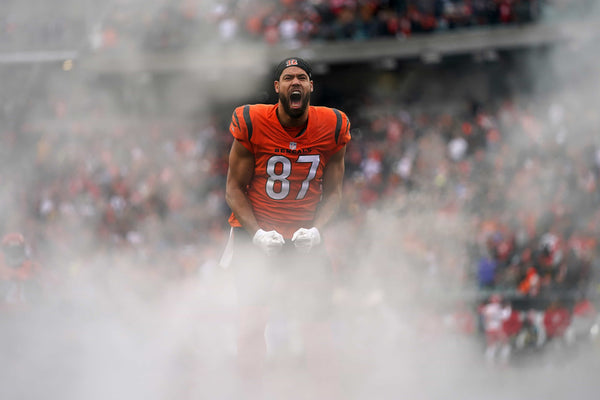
[265,155,320,200]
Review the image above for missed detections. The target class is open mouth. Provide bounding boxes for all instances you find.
[290,91,302,108]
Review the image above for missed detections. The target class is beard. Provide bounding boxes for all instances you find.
[279,91,310,119]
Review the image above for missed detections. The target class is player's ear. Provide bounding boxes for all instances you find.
[274,80,280,93]
[310,80,313,92]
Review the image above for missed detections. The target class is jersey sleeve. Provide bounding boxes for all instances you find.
[337,109,351,146]
[229,105,254,152]
[331,108,351,150]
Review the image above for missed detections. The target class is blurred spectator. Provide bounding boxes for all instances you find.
[0,232,46,310]
[518,264,541,298]
[543,298,571,342]
[480,293,511,366]
[502,303,523,348]
[570,295,597,340]
[477,247,498,289]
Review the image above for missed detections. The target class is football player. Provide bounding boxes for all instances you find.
[221,56,351,395]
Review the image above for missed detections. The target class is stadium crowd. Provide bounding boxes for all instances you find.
[1,1,600,366]
[89,0,573,50]
[2,0,597,52]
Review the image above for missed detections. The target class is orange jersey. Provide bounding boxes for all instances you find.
[228,103,351,238]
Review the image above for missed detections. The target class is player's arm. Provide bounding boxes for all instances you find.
[312,145,347,231]
[226,139,285,254]
[225,139,261,236]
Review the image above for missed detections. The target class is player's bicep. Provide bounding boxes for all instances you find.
[227,139,254,190]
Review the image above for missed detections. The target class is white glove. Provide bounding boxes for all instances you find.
[291,227,321,253]
[252,229,285,255]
